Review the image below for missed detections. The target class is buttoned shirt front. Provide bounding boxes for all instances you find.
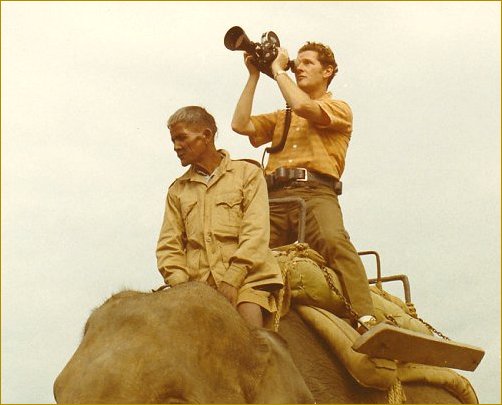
[249,92,352,180]
[156,150,283,291]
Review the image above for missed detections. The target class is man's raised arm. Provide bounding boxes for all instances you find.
[231,53,260,136]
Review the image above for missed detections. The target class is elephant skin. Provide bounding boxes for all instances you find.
[53,282,314,404]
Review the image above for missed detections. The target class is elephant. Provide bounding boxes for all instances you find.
[54,281,476,404]
[54,282,314,404]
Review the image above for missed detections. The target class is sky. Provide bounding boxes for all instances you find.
[1,1,500,403]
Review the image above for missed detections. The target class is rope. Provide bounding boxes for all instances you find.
[387,379,406,404]
[273,268,288,332]
[272,242,362,330]
[272,251,295,332]
[406,302,418,317]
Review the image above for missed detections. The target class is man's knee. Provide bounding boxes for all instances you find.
[237,302,264,328]
[309,227,352,253]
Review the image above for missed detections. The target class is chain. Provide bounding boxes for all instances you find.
[406,300,450,340]
[321,266,450,340]
[384,314,399,326]
[282,244,448,337]
[318,253,450,341]
[321,266,361,323]
[413,315,451,340]
[273,246,359,330]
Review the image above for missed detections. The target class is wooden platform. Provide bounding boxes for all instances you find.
[352,323,485,371]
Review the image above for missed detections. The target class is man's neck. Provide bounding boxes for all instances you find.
[193,149,223,175]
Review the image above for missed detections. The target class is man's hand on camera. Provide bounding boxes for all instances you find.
[271,47,290,76]
[243,52,260,77]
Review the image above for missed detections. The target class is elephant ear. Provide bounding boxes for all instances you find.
[252,328,291,353]
[249,329,315,404]
[237,328,274,402]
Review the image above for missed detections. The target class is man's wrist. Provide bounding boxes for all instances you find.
[222,265,246,289]
[249,70,260,80]
[273,70,288,80]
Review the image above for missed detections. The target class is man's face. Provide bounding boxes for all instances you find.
[170,122,208,167]
[294,50,330,92]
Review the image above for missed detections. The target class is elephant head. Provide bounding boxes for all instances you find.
[54,282,314,404]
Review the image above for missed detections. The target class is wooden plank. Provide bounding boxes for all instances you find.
[352,323,485,371]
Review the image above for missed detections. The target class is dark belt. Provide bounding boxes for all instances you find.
[265,167,342,195]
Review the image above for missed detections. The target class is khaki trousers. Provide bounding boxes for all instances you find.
[268,183,375,317]
[206,273,276,314]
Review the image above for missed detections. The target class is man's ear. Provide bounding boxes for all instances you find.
[323,65,334,80]
[203,128,214,143]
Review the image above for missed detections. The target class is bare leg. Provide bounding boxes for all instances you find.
[237,302,264,328]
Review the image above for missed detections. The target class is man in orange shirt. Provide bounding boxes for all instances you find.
[232,42,376,332]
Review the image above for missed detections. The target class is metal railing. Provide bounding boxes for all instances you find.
[269,196,412,303]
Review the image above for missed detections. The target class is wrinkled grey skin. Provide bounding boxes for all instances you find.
[54,282,314,404]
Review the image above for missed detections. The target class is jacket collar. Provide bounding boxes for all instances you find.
[178,149,233,184]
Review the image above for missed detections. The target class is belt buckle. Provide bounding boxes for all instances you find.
[296,168,308,182]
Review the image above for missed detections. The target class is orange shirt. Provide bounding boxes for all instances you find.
[249,92,352,180]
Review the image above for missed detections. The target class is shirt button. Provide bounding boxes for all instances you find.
[293,144,298,149]
[205,235,212,242]
[288,159,293,163]
[296,128,300,131]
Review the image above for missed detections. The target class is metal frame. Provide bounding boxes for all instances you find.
[269,197,307,243]
[269,196,412,303]
[358,251,412,303]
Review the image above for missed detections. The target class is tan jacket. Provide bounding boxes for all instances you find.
[157,150,283,291]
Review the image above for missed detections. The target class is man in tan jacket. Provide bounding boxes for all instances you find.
[157,106,283,328]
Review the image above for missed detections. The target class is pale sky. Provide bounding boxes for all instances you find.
[1,1,500,403]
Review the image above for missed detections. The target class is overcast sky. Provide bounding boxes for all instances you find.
[1,1,500,403]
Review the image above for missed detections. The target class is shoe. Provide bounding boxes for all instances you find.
[356,315,378,334]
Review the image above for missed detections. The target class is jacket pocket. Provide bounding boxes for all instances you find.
[213,192,242,237]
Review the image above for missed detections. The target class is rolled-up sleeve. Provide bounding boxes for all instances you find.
[314,99,353,133]
[249,111,278,147]
[221,166,270,288]
[156,188,190,286]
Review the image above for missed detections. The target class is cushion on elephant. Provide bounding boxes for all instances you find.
[370,286,433,335]
[274,252,350,317]
[295,305,479,403]
[273,243,436,336]
[296,304,398,390]
[397,362,479,404]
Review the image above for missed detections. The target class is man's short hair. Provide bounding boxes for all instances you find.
[298,42,338,86]
[167,106,218,137]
